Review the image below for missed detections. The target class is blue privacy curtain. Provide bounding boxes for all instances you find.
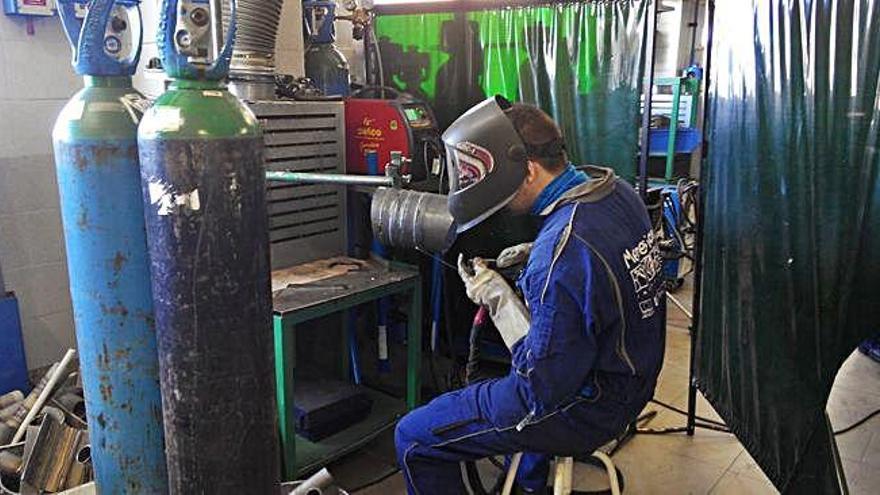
[697,0,880,492]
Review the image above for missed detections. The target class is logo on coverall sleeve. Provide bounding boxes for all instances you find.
[622,229,665,319]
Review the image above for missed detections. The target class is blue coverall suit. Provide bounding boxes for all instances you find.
[395,165,667,493]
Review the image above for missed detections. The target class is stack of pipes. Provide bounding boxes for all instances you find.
[0,350,93,494]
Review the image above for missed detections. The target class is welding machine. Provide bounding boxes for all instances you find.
[345,89,443,183]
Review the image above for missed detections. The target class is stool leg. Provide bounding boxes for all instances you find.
[553,457,574,495]
[501,453,523,495]
[592,451,621,495]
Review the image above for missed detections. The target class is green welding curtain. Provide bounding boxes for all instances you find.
[698,0,880,492]
[374,1,647,180]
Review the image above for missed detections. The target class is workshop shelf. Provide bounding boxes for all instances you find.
[293,387,407,478]
[272,258,422,480]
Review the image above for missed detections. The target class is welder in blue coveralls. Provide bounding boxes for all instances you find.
[394,96,668,494]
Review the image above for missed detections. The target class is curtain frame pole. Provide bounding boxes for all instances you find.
[637,0,659,200]
[686,0,715,437]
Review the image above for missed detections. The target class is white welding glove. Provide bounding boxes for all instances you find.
[495,242,534,269]
[458,254,530,350]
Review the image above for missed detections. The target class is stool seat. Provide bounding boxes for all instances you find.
[501,452,622,495]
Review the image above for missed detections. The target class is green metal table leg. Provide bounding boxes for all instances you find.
[666,79,682,183]
[407,282,422,409]
[274,315,297,480]
[341,310,352,381]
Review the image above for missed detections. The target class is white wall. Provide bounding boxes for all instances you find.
[333,1,365,85]
[133,0,163,98]
[655,1,684,77]
[276,0,306,78]
[655,0,709,78]
[0,13,80,368]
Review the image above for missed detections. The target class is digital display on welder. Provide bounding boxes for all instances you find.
[404,107,426,122]
[403,105,434,129]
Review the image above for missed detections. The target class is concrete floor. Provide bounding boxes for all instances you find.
[326,293,880,494]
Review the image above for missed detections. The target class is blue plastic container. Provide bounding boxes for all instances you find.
[648,127,703,155]
[0,293,29,395]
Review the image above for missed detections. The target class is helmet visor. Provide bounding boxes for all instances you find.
[447,141,496,192]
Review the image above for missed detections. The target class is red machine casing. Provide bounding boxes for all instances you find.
[345,99,413,174]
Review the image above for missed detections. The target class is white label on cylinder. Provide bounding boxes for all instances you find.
[61,101,86,121]
[88,102,123,113]
[141,106,183,134]
[148,178,201,216]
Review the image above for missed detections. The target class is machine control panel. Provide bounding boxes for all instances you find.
[345,98,442,183]
[402,104,435,130]
[3,0,56,16]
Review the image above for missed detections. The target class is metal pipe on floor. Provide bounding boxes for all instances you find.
[667,293,693,320]
[0,451,21,475]
[0,364,57,444]
[11,349,76,444]
[0,392,23,410]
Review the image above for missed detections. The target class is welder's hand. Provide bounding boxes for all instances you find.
[458,254,529,349]
[496,242,534,269]
[458,255,507,303]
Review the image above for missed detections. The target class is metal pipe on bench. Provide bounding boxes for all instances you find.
[268,151,411,189]
[266,171,395,188]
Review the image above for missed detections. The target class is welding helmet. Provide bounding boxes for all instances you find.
[443,96,529,233]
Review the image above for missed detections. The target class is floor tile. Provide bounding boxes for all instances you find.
[710,470,777,495]
[855,430,880,468]
[835,428,873,463]
[844,458,880,494]
[357,470,407,495]
[605,441,733,494]
[727,449,771,482]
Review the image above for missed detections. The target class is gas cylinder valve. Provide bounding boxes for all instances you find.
[174,0,212,61]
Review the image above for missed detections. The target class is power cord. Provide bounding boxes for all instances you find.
[649,398,727,428]
[627,398,732,435]
[349,465,401,493]
[650,397,880,436]
[636,422,730,435]
[833,407,880,436]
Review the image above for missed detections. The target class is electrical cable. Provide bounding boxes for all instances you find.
[833,407,880,435]
[637,421,730,435]
[369,22,385,90]
[427,351,444,393]
[349,465,402,493]
[650,398,727,428]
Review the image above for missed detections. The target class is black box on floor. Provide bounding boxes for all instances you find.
[293,379,374,442]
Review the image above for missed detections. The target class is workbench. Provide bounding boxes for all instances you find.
[272,258,422,479]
